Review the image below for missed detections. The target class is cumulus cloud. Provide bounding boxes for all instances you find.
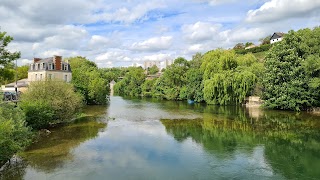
[131,36,173,52]
[246,0,320,23]
[182,22,222,43]
[141,53,172,61]
[98,1,165,23]
[95,50,131,62]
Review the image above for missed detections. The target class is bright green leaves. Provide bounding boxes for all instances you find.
[202,49,258,105]
[68,56,110,105]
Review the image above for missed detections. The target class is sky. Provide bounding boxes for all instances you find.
[1,0,320,67]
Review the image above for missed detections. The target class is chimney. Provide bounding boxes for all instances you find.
[33,58,41,63]
[54,55,62,70]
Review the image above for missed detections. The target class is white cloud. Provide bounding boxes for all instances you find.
[95,50,131,62]
[99,1,165,23]
[88,35,118,50]
[246,0,320,23]
[131,36,173,52]
[196,0,236,6]
[142,53,172,61]
[182,22,222,43]
[227,28,267,43]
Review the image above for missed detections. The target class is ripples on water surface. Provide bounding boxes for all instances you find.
[1,96,320,180]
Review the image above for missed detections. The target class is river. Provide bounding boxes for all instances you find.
[1,96,320,180]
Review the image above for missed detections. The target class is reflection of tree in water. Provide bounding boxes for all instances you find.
[0,116,107,180]
[21,117,107,172]
[161,108,320,179]
[0,158,28,180]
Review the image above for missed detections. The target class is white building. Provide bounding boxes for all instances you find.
[28,55,72,83]
[270,32,285,44]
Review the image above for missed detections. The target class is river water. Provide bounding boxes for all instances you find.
[1,96,320,180]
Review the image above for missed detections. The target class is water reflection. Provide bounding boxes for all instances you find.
[0,109,107,179]
[1,96,320,180]
[161,108,320,179]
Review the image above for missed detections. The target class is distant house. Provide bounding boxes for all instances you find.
[245,44,256,50]
[1,78,28,93]
[270,32,285,44]
[28,55,72,83]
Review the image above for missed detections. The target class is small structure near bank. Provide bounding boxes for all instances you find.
[28,55,72,83]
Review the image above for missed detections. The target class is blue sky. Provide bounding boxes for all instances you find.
[1,0,320,67]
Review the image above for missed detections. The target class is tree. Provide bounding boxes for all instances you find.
[233,43,245,50]
[114,67,146,96]
[262,29,314,111]
[0,31,20,66]
[68,56,110,105]
[0,104,32,166]
[147,65,159,75]
[202,49,257,105]
[20,80,83,129]
[259,35,271,45]
[156,57,190,100]
[17,65,29,80]
[245,42,254,48]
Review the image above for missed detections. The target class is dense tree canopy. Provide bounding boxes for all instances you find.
[202,50,259,105]
[262,27,320,111]
[114,67,146,96]
[68,56,110,105]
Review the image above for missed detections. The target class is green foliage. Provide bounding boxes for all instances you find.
[185,54,204,102]
[141,79,156,97]
[16,65,29,80]
[0,31,20,67]
[147,65,159,75]
[100,67,122,83]
[156,57,190,100]
[68,56,110,105]
[235,44,271,54]
[20,80,83,129]
[262,27,320,111]
[0,104,32,165]
[202,49,258,105]
[114,67,146,96]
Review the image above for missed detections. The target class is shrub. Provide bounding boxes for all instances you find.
[0,104,32,166]
[20,80,83,129]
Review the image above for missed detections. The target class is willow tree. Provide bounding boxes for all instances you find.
[202,49,259,105]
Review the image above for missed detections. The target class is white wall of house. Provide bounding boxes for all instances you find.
[28,71,72,83]
[270,37,283,44]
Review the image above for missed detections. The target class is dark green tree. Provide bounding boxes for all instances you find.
[262,29,316,111]
[0,31,20,66]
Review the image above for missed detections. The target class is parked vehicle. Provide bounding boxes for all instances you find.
[2,91,21,101]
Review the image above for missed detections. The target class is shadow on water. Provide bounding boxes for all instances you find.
[0,106,108,180]
[161,106,320,180]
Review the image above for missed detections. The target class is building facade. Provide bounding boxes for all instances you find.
[28,55,72,83]
[270,32,285,44]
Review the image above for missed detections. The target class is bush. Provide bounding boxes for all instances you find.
[20,80,83,129]
[0,104,32,166]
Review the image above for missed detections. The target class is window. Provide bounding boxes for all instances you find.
[64,75,68,82]
[64,64,68,71]
[40,74,42,80]
[38,64,40,70]
[49,63,52,70]
[43,63,46,69]
[35,74,38,80]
